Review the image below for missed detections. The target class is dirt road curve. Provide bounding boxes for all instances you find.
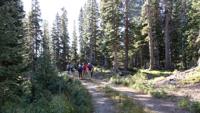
[81,80,117,113]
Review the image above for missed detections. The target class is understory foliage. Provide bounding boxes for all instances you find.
[110,70,170,98]
[1,76,92,113]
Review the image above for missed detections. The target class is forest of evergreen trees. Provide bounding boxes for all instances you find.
[0,0,199,112]
[79,0,200,71]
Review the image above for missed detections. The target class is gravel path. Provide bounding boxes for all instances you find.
[92,72,190,113]
[109,85,189,113]
[81,79,117,113]
[70,71,190,113]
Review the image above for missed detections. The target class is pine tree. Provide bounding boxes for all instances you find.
[29,0,43,101]
[79,0,99,64]
[185,0,200,67]
[163,0,172,69]
[141,0,161,69]
[100,0,122,72]
[71,22,78,64]
[82,3,90,62]
[43,21,51,58]
[34,21,57,94]
[79,8,85,62]
[122,0,144,69]
[124,0,130,70]
[0,0,25,105]
[51,13,62,70]
[87,0,99,64]
[29,0,43,72]
[61,8,70,69]
[170,0,187,69]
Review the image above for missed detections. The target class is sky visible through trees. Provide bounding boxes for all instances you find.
[22,0,100,42]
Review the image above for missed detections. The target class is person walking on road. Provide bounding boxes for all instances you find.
[83,63,88,78]
[66,63,71,74]
[88,63,94,78]
[77,64,83,79]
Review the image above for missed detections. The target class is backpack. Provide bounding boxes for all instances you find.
[78,65,83,72]
[88,64,93,70]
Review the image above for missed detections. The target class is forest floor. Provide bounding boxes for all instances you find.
[69,71,190,113]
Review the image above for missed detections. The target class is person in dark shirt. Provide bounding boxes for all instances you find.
[77,64,83,79]
[88,63,94,78]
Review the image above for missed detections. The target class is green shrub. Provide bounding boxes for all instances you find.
[190,101,200,113]
[66,79,93,113]
[1,76,93,113]
[178,97,200,113]
[150,90,168,99]
[178,97,190,109]
[1,96,50,113]
[49,95,74,113]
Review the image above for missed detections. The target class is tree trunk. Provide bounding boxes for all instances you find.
[164,0,172,69]
[139,49,143,68]
[112,0,119,73]
[198,29,200,67]
[147,0,154,69]
[124,0,129,70]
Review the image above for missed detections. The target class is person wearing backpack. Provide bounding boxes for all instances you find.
[88,63,94,78]
[83,63,88,78]
[77,64,83,79]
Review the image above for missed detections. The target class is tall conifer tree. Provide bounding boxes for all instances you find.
[71,22,78,64]
[61,8,70,69]
[0,0,25,104]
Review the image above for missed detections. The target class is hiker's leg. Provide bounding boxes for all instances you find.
[91,71,93,78]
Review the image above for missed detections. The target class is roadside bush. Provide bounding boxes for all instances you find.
[1,76,93,113]
[177,97,190,109]
[66,79,93,113]
[49,95,74,113]
[190,101,200,113]
[177,97,200,113]
[150,90,168,99]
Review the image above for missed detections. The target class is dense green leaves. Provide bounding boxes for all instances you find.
[79,0,99,64]
[0,0,25,108]
[71,22,78,63]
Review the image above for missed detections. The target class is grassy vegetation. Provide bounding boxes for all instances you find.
[110,70,170,98]
[95,67,112,73]
[102,86,148,113]
[181,68,200,84]
[65,77,93,113]
[1,74,93,113]
[109,68,200,112]
[140,69,173,77]
[177,96,200,113]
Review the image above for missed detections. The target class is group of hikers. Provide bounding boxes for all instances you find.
[66,62,94,79]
